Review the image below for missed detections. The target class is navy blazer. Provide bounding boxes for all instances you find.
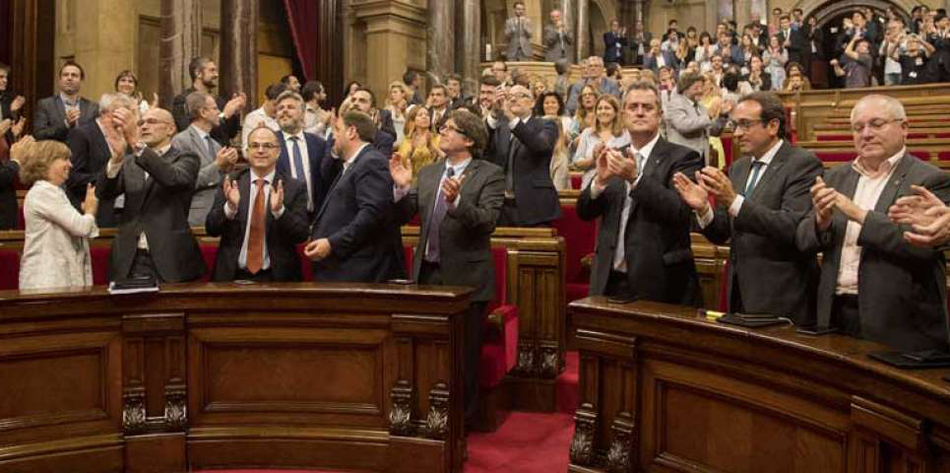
[275,130,328,212]
[0,159,18,230]
[486,116,561,226]
[309,145,404,282]
[603,31,628,64]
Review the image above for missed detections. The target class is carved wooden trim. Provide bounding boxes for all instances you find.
[570,403,598,466]
[515,341,536,376]
[540,344,560,379]
[424,382,449,439]
[123,389,147,435]
[164,387,187,431]
[388,379,414,436]
[606,411,635,473]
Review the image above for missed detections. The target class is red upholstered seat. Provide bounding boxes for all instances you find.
[90,246,111,285]
[296,243,313,281]
[481,247,518,389]
[570,174,582,190]
[552,204,596,302]
[816,134,851,142]
[815,151,855,163]
[199,244,218,282]
[938,151,950,161]
[935,132,950,139]
[720,134,734,168]
[0,248,20,290]
[909,150,930,160]
[17,204,24,230]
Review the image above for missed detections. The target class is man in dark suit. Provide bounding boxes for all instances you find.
[777,15,807,67]
[577,81,703,306]
[604,20,628,65]
[304,110,403,282]
[485,84,560,226]
[97,107,206,283]
[66,93,137,227]
[349,87,397,157]
[674,92,822,325]
[274,90,328,218]
[796,95,950,352]
[171,57,245,146]
[205,126,310,282]
[389,108,505,425]
[33,61,98,142]
[0,135,29,230]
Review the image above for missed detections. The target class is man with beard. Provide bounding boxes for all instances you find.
[34,61,98,142]
[172,57,246,146]
[274,91,329,217]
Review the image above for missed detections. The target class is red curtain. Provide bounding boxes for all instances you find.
[282,0,319,81]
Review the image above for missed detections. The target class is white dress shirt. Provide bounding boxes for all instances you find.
[697,139,784,227]
[589,132,660,272]
[224,169,285,271]
[283,131,314,211]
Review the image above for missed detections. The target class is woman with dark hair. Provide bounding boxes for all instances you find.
[535,91,571,190]
[343,80,362,99]
[114,70,157,114]
[695,32,716,71]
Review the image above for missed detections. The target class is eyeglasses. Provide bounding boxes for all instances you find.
[247,143,280,150]
[851,118,902,133]
[728,119,766,130]
[439,124,467,136]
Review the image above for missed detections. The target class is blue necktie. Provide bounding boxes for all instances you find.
[744,161,764,195]
[205,135,218,161]
[425,167,455,263]
[290,137,312,209]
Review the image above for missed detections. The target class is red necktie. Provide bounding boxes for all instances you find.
[246,179,266,274]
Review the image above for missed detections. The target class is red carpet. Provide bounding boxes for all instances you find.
[200,353,580,473]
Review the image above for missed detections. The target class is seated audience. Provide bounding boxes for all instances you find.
[796,95,950,352]
[98,107,206,283]
[19,138,99,291]
[577,81,703,306]
[34,61,98,142]
[397,106,442,184]
[572,95,630,187]
[171,91,238,227]
[206,126,309,282]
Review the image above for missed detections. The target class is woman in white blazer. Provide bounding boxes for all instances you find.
[19,138,99,291]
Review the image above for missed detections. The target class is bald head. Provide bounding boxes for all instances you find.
[140,107,177,148]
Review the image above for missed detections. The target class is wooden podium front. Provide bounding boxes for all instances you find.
[568,297,950,473]
[0,283,471,473]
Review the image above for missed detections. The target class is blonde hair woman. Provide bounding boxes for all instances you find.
[699,73,726,168]
[572,95,630,187]
[396,106,442,183]
[385,81,411,147]
[18,138,99,290]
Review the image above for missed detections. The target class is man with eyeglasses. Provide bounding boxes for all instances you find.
[673,92,822,326]
[577,81,703,306]
[389,109,504,427]
[485,84,560,226]
[98,107,207,283]
[796,94,950,353]
[172,91,239,227]
[205,126,310,282]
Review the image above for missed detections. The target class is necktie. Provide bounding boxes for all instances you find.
[246,179,266,274]
[425,168,455,263]
[290,137,306,182]
[744,161,764,195]
[205,135,217,160]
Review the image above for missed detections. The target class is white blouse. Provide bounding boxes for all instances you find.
[19,180,99,291]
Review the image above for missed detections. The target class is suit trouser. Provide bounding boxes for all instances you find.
[129,249,164,282]
[419,260,487,425]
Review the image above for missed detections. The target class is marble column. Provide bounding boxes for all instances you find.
[159,0,202,109]
[70,0,136,99]
[458,0,481,96]
[220,0,258,111]
[352,1,427,102]
[576,0,589,60]
[428,0,456,82]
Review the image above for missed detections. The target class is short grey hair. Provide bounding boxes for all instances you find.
[851,94,907,122]
[99,93,136,115]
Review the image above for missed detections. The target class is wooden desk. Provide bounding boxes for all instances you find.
[0,283,471,472]
[568,297,950,473]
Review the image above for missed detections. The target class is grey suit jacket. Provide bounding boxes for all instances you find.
[701,142,823,325]
[505,16,533,61]
[394,159,505,302]
[664,92,723,159]
[543,24,573,62]
[33,95,98,142]
[796,154,950,352]
[172,126,224,227]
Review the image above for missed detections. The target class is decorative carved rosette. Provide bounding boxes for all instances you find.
[606,412,635,473]
[123,393,147,435]
[570,403,598,466]
[164,390,187,431]
[389,380,414,436]
[540,346,559,379]
[424,382,450,439]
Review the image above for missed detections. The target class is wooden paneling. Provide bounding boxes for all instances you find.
[568,298,950,473]
[0,284,470,472]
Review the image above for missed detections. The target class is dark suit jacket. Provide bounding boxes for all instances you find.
[796,154,950,352]
[374,109,397,157]
[578,137,703,306]
[642,50,681,74]
[394,159,505,302]
[97,146,207,282]
[172,88,240,146]
[1,92,20,144]
[486,116,561,225]
[604,31,628,64]
[33,95,98,142]
[275,130,328,212]
[205,168,310,281]
[701,142,822,324]
[309,145,403,282]
[66,120,117,227]
[0,159,19,230]
[777,28,807,65]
